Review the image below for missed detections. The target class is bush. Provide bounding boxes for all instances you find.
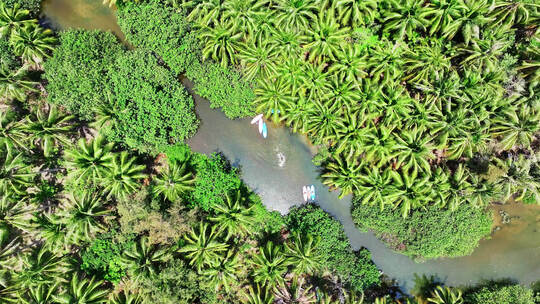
[351,202,493,260]
[116,0,199,75]
[186,59,255,119]
[1,0,41,16]
[44,30,123,119]
[191,153,241,211]
[106,49,199,152]
[0,39,18,70]
[81,238,126,283]
[464,282,538,304]
[286,204,380,291]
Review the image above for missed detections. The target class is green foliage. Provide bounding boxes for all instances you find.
[185,59,255,119]
[44,30,123,119]
[0,39,18,70]
[464,282,538,304]
[286,204,380,291]
[81,238,126,283]
[116,0,199,75]
[192,153,241,211]
[0,0,41,16]
[352,202,493,260]
[106,49,199,152]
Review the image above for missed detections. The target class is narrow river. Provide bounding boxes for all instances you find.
[41,0,540,290]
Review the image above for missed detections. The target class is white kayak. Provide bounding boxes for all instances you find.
[251,114,263,124]
[258,119,263,133]
[310,185,315,200]
[302,186,308,202]
[262,122,268,138]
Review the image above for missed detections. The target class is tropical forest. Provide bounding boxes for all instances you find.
[0,0,539,303]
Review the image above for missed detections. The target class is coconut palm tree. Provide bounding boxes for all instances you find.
[16,247,69,289]
[360,125,399,167]
[273,276,316,304]
[381,0,427,40]
[458,34,511,73]
[0,143,34,195]
[0,193,34,233]
[335,0,379,27]
[122,237,171,281]
[0,108,27,150]
[427,286,463,304]
[0,64,37,102]
[390,168,433,217]
[493,156,540,201]
[284,232,322,275]
[305,99,345,144]
[368,39,406,83]
[395,127,434,173]
[19,283,58,304]
[201,251,241,292]
[420,0,465,36]
[305,6,350,62]
[109,289,144,304]
[199,17,242,67]
[441,0,493,45]
[404,38,451,83]
[468,174,500,207]
[327,43,368,84]
[299,60,330,99]
[177,222,228,272]
[209,190,255,240]
[10,24,56,67]
[356,167,398,210]
[241,283,274,304]
[489,0,539,28]
[254,78,295,123]
[274,0,317,30]
[101,151,146,200]
[152,159,195,202]
[378,84,413,123]
[59,192,109,245]
[222,0,265,36]
[491,105,540,150]
[251,241,289,287]
[54,275,108,304]
[34,212,69,253]
[238,35,279,81]
[323,74,361,112]
[271,28,308,58]
[280,95,311,133]
[24,105,74,158]
[322,153,364,198]
[63,136,115,187]
[0,3,35,39]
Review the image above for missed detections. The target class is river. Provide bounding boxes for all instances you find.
[41,0,540,291]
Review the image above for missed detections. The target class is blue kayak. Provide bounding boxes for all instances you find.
[262,122,268,138]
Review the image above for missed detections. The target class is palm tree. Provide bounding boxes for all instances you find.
[304,99,345,144]
[209,190,255,240]
[378,84,413,123]
[102,151,146,200]
[189,0,227,26]
[368,39,406,83]
[222,0,264,36]
[54,275,108,304]
[199,17,242,67]
[489,0,539,28]
[0,3,35,39]
[335,0,379,27]
[458,34,511,73]
[241,283,274,304]
[327,43,368,84]
[16,247,69,289]
[443,164,472,211]
[19,283,58,304]
[381,0,426,40]
[493,156,540,201]
[0,108,27,149]
[420,0,465,36]
[63,136,115,187]
[238,35,279,81]
[356,167,398,210]
[273,277,316,304]
[404,38,451,83]
[109,289,144,304]
[177,222,228,272]
[251,241,289,287]
[284,232,322,275]
[491,105,540,150]
[305,7,350,62]
[280,95,311,133]
[59,192,108,245]
[270,28,308,58]
[24,105,74,158]
[0,193,34,233]
[322,153,364,198]
[360,125,399,167]
[427,286,463,304]
[254,78,295,123]
[395,127,434,173]
[323,74,361,112]
[441,0,493,45]
[299,60,330,99]
[274,0,317,30]
[0,143,34,195]
[152,158,194,202]
[201,251,241,292]
[34,212,69,253]
[390,168,433,217]
[468,174,500,207]
[10,24,56,67]
[0,64,37,102]
[122,237,171,281]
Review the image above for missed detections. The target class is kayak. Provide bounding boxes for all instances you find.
[302,186,308,202]
[310,185,315,200]
[262,122,268,138]
[251,114,263,124]
[258,119,263,133]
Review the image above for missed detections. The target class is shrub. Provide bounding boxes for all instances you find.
[286,204,380,291]
[191,153,241,211]
[81,238,126,283]
[1,0,41,16]
[352,202,493,260]
[464,282,538,304]
[0,39,18,70]
[106,49,199,152]
[116,0,199,75]
[44,30,123,119]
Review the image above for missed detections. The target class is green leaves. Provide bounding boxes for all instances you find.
[177,222,228,272]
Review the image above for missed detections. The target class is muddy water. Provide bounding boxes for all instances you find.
[42,0,540,291]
